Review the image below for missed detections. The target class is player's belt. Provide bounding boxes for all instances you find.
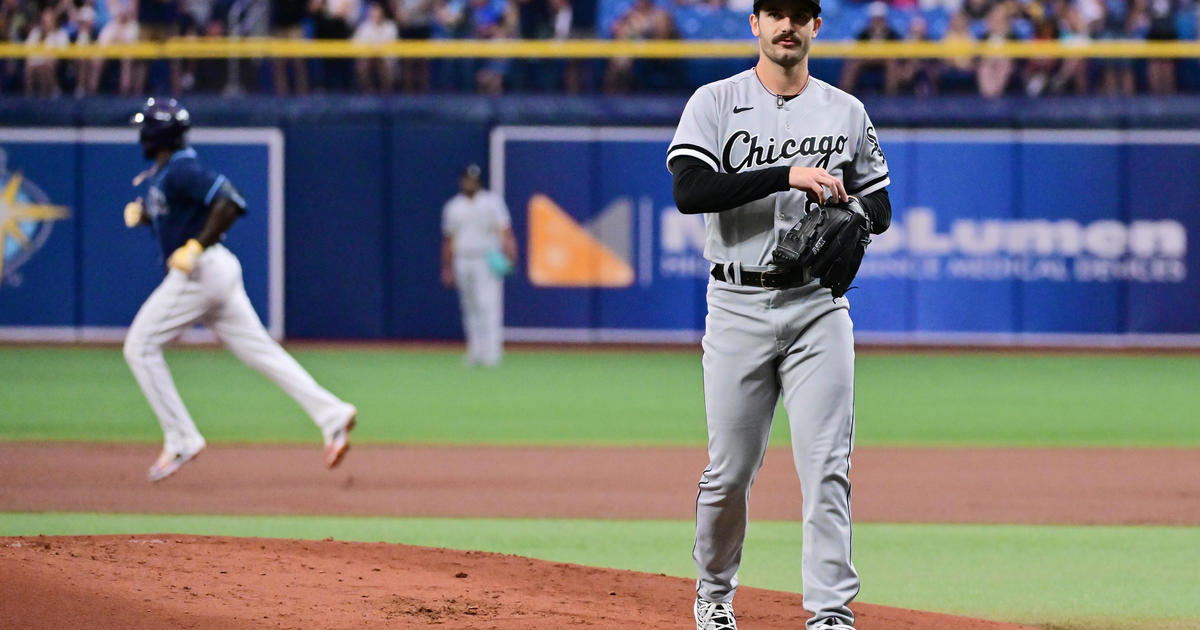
[710,263,811,290]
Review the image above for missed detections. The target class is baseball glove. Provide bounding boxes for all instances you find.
[772,197,872,299]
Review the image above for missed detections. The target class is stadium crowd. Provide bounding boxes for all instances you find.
[0,0,1196,96]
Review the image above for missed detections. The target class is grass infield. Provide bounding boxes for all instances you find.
[2,346,1198,447]
[1,512,1197,630]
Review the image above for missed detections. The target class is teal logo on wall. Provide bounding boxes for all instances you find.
[0,149,70,288]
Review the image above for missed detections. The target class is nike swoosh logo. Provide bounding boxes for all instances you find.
[733,106,754,114]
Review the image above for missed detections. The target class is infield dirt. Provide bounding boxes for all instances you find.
[3,443,1197,628]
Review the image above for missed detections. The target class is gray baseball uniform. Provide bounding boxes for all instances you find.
[668,69,888,627]
[442,188,511,367]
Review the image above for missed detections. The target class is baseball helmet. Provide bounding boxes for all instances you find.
[753,0,821,17]
[131,97,191,155]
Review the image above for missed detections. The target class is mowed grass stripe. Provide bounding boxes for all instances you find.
[1,512,1198,630]
[1,346,1198,446]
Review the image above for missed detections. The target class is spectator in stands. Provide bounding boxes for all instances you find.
[179,0,211,30]
[353,1,398,92]
[513,0,550,37]
[508,0,575,92]
[394,0,435,92]
[1044,0,1090,94]
[1,0,34,43]
[1094,0,1136,95]
[1145,0,1178,94]
[548,0,581,93]
[188,11,231,92]
[139,0,182,94]
[72,4,101,96]
[604,0,676,93]
[25,7,69,97]
[977,2,1015,97]
[888,13,940,95]
[963,0,995,21]
[0,0,34,93]
[271,0,311,95]
[311,0,361,91]
[1023,4,1060,95]
[508,0,548,92]
[466,0,513,94]
[98,4,142,95]
[939,8,979,93]
[839,1,901,94]
[548,0,571,40]
[224,0,271,95]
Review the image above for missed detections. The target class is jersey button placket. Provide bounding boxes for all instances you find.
[775,104,794,253]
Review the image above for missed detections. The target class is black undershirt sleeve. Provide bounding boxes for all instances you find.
[670,155,892,235]
[857,187,891,234]
[670,156,790,214]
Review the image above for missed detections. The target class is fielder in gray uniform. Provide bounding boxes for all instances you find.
[666,1,892,628]
[124,98,358,483]
[440,164,518,367]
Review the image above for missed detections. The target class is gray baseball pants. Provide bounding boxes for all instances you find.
[453,254,504,366]
[694,277,859,627]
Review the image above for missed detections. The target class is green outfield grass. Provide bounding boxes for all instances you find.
[2,512,1197,630]
[1,345,1198,447]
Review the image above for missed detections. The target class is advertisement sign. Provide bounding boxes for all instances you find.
[493,127,1199,346]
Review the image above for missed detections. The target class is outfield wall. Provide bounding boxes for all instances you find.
[0,95,1197,346]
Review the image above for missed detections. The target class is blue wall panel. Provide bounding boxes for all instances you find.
[284,124,387,339]
[78,142,163,327]
[909,139,1018,333]
[389,121,490,340]
[1125,143,1200,333]
[1018,141,1123,334]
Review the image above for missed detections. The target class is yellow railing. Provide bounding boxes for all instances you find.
[3,38,1200,59]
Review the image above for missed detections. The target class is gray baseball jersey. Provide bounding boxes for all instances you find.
[668,69,889,267]
[669,69,889,630]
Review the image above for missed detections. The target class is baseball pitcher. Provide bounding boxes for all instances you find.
[123,97,358,482]
[666,0,892,628]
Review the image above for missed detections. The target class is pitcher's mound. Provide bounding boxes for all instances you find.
[1,535,1036,629]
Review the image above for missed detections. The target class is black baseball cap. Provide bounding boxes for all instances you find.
[753,0,821,17]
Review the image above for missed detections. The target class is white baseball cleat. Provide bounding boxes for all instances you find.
[695,598,737,630]
[812,617,855,630]
[323,407,357,469]
[147,444,204,482]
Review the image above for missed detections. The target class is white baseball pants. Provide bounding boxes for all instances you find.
[453,255,504,366]
[124,244,354,454]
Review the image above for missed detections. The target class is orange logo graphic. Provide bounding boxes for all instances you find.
[527,194,634,288]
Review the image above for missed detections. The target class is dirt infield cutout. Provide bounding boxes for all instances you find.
[1,535,1040,629]
[3,443,1197,628]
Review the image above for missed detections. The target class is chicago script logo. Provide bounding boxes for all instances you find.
[721,130,849,173]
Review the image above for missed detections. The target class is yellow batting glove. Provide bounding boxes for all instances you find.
[168,239,204,274]
[123,198,145,228]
